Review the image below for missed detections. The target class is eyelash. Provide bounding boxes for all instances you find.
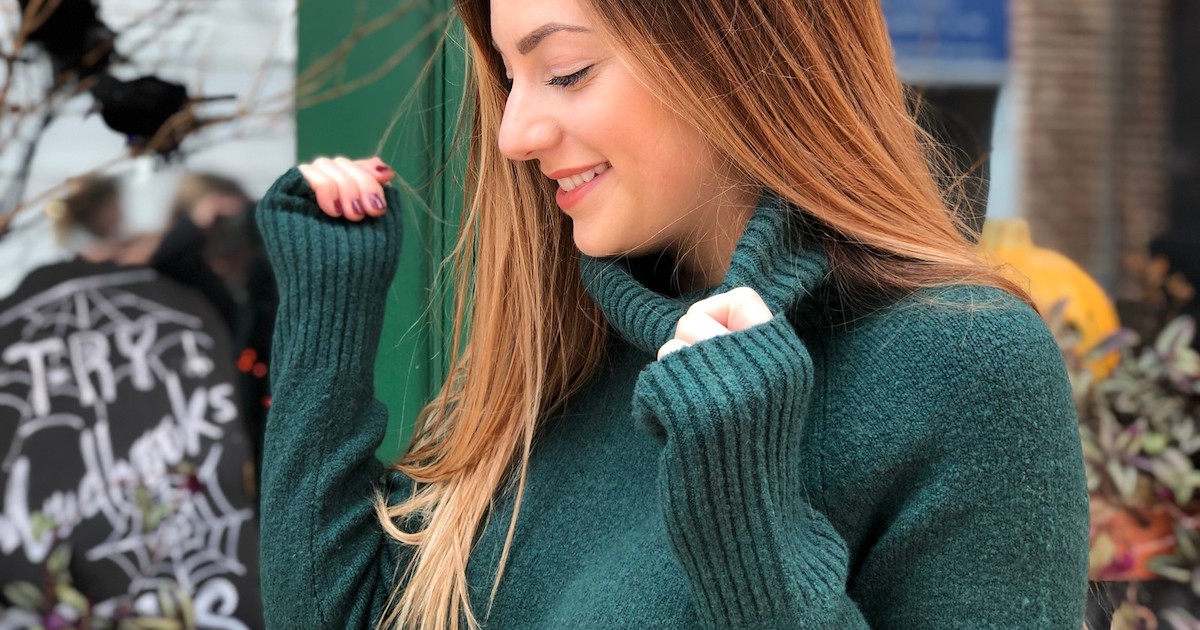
[546,65,593,88]
[501,65,594,92]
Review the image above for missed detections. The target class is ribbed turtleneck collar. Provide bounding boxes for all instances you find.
[578,191,832,356]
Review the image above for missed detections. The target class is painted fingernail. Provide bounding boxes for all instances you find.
[375,164,392,172]
[334,198,345,215]
[352,199,365,215]
[370,194,385,210]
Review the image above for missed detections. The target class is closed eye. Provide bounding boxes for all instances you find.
[546,65,593,88]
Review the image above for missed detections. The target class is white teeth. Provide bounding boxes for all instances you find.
[557,162,610,192]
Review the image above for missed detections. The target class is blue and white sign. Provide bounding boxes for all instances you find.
[883,0,1010,86]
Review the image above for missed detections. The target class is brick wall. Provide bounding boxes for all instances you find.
[1012,0,1168,296]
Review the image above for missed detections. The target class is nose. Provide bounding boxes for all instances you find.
[497,85,561,162]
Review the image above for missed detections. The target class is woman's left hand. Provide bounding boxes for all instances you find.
[657,287,775,360]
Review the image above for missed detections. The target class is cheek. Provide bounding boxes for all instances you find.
[623,87,708,176]
[576,66,720,231]
[641,124,717,207]
[565,85,626,154]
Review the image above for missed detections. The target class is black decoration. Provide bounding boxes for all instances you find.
[88,74,237,155]
[17,0,117,80]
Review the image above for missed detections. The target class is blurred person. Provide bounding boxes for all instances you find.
[45,174,125,261]
[0,181,117,300]
[36,170,277,495]
[6,167,275,479]
[168,173,258,296]
[144,172,276,484]
[138,173,250,331]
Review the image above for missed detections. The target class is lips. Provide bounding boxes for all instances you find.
[553,162,610,192]
[545,162,609,180]
[553,162,610,211]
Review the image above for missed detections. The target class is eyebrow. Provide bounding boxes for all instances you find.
[493,22,591,56]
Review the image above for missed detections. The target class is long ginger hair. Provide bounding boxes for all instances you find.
[374,1,1030,629]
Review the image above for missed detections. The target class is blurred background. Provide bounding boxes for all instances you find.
[0,0,1195,628]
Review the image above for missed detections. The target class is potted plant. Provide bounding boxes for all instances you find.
[1070,312,1200,581]
[1148,520,1200,595]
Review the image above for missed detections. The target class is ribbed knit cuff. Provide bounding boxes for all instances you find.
[631,313,850,627]
[255,167,404,370]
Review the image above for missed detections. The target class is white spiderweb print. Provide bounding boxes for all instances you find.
[0,268,254,626]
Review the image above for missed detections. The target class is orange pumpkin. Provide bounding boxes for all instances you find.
[977,218,1121,378]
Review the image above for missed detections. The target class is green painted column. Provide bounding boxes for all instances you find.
[296,1,465,461]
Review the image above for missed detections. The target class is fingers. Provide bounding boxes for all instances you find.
[658,299,736,362]
[353,157,395,185]
[657,338,689,361]
[317,157,372,222]
[656,313,720,361]
[298,163,342,218]
[335,156,388,218]
[673,311,732,345]
[687,286,773,332]
[297,156,394,221]
[656,287,775,361]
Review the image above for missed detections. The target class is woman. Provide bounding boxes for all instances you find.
[254,0,1090,628]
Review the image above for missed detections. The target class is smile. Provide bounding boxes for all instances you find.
[552,162,611,212]
[556,162,610,192]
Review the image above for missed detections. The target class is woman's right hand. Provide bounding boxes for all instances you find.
[256,155,404,367]
[297,155,395,222]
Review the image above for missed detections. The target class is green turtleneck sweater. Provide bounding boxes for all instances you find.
[255,167,1090,629]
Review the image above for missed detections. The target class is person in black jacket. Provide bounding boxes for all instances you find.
[148,173,276,495]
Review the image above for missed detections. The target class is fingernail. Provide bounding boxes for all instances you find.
[370,194,385,210]
[334,198,345,215]
[375,165,392,173]
[352,199,365,215]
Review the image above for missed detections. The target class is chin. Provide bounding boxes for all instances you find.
[574,239,662,264]
[570,226,625,259]
[570,213,660,259]
[572,236,614,259]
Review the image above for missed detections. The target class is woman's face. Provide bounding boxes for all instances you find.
[490,0,753,259]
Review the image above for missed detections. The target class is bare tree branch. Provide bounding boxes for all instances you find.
[295,0,421,92]
[297,10,446,109]
[0,0,434,240]
[0,100,56,214]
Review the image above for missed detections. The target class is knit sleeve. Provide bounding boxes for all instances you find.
[837,298,1090,628]
[254,166,412,628]
[630,299,1089,629]
[631,312,870,628]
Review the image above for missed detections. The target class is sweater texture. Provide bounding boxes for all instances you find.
[255,166,1090,629]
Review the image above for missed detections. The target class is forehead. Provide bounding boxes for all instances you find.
[489,0,592,45]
